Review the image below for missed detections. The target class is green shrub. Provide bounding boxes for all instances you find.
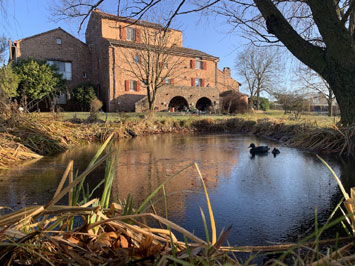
[71,83,97,111]
[259,97,270,111]
[13,59,65,110]
[0,63,19,99]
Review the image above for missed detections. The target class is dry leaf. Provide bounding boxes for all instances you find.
[92,232,118,250]
[64,234,80,245]
[120,234,129,248]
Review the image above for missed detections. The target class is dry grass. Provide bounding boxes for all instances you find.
[0,133,42,169]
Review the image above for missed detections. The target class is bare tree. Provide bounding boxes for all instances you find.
[53,0,355,125]
[119,27,184,111]
[274,91,309,119]
[0,36,6,63]
[236,45,278,110]
[298,65,335,117]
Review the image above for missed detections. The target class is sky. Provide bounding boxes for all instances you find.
[0,0,299,95]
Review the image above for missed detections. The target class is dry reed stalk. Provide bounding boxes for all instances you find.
[310,242,353,266]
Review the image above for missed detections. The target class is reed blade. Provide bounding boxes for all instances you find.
[194,163,216,245]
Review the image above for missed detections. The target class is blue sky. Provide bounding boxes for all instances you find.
[1,0,253,89]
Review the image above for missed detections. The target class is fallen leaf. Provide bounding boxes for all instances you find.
[120,234,129,248]
[92,232,118,250]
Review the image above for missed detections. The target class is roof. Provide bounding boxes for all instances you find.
[107,39,219,60]
[93,9,181,32]
[14,28,87,46]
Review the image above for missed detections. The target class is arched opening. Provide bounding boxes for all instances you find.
[168,96,189,112]
[196,97,212,111]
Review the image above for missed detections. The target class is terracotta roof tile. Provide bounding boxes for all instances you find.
[107,39,218,60]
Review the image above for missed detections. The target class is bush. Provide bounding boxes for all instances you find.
[71,83,97,111]
[220,91,248,114]
[0,63,19,99]
[87,98,103,122]
[13,59,65,111]
[259,97,270,111]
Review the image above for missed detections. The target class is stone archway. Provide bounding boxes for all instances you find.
[168,96,189,111]
[196,97,212,111]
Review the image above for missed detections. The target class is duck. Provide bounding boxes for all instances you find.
[272,148,280,155]
[248,143,270,154]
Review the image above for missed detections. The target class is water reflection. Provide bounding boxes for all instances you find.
[0,134,352,246]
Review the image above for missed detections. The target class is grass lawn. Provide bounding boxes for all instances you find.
[57,110,340,127]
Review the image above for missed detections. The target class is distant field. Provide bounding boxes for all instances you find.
[57,110,340,127]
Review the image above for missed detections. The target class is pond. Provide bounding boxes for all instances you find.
[1,133,354,246]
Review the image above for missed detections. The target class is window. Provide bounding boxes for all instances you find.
[164,78,171,84]
[130,80,137,91]
[56,38,62,45]
[126,28,136,41]
[164,62,168,69]
[83,72,87,79]
[134,55,140,63]
[47,60,72,80]
[195,57,203,69]
[195,78,202,87]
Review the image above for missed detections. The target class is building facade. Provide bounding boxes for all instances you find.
[10,9,241,112]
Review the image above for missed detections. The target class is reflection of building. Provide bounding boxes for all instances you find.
[10,9,242,112]
[112,135,240,217]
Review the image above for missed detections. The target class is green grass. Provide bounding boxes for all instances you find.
[234,110,340,127]
[56,110,340,127]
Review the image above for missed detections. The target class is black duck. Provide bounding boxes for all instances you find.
[248,143,270,154]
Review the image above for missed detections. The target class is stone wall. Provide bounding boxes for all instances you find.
[109,45,219,112]
[217,67,240,93]
[135,85,220,112]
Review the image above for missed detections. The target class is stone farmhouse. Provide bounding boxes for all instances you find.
[10,9,243,112]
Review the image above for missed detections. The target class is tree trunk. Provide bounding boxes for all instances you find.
[256,90,260,110]
[148,88,157,112]
[324,62,355,125]
[327,99,333,117]
[249,95,254,111]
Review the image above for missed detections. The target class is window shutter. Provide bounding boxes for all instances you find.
[135,28,141,42]
[120,27,126,40]
[170,79,174,85]
[125,80,129,91]
[201,79,205,87]
[191,78,195,87]
[159,62,163,68]
[202,61,207,70]
[137,81,141,92]
[190,59,195,69]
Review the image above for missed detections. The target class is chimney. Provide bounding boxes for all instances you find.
[223,67,231,76]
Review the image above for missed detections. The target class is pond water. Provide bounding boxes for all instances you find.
[1,134,354,246]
